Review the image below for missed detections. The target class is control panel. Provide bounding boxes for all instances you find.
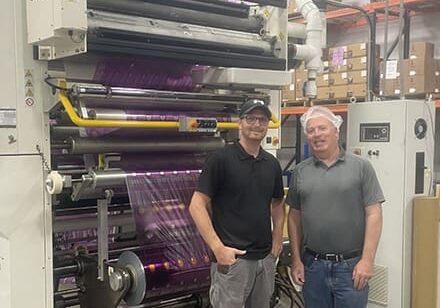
[359,123,390,142]
[178,117,218,133]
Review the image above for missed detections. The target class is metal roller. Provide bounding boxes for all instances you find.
[71,84,269,105]
[51,126,81,139]
[67,136,225,154]
[87,108,127,120]
[85,10,284,70]
[87,0,263,33]
[80,169,201,189]
[88,169,126,188]
[141,0,251,18]
[87,10,272,55]
[115,251,146,306]
[86,108,232,123]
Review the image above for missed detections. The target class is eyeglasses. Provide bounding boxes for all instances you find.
[241,115,270,125]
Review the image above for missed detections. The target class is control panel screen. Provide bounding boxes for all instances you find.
[179,117,218,133]
[359,123,390,142]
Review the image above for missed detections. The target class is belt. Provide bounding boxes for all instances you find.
[305,247,362,262]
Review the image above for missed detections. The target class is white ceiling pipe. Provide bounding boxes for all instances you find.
[292,0,325,98]
[288,22,307,40]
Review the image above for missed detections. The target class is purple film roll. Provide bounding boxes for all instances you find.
[125,171,211,301]
[93,57,197,92]
[109,153,206,172]
[124,110,232,123]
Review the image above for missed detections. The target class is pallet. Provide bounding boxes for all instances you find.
[282,100,307,107]
[309,96,366,106]
[379,92,440,101]
[283,96,367,107]
[401,93,440,101]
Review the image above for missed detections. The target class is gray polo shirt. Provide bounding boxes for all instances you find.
[286,150,385,254]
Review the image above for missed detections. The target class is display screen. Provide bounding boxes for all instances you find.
[359,123,390,142]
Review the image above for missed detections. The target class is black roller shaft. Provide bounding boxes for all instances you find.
[142,0,250,18]
[68,136,225,154]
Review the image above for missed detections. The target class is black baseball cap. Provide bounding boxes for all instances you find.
[239,99,271,118]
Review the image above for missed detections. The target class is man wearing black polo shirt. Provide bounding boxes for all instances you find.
[189,99,285,308]
[286,106,384,308]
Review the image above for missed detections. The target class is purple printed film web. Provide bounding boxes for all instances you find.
[54,213,119,252]
[93,57,198,91]
[126,171,211,300]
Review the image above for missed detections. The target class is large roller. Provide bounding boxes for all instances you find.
[66,136,225,154]
[86,108,233,123]
[114,250,210,305]
[87,0,262,33]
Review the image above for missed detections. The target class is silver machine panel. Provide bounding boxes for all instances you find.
[0,0,302,307]
[347,100,436,308]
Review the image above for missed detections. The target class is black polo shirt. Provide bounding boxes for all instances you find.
[196,141,284,260]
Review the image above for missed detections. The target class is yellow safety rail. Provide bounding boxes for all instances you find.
[59,92,280,129]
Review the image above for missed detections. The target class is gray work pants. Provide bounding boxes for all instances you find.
[209,253,276,308]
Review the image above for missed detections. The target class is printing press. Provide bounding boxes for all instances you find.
[0,1,324,307]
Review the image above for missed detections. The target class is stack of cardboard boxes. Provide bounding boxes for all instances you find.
[288,0,298,15]
[381,42,440,96]
[282,43,380,103]
[323,43,379,100]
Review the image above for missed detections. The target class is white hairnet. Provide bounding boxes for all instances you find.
[300,106,343,133]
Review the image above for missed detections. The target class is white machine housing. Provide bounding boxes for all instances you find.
[0,1,54,308]
[347,100,436,308]
[1,0,298,307]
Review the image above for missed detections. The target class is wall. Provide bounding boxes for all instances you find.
[435,109,440,181]
[280,9,440,181]
[328,9,440,179]
[327,10,440,59]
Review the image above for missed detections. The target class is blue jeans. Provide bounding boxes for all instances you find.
[302,253,368,308]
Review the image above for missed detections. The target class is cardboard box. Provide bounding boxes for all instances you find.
[282,71,296,101]
[329,59,347,73]
[436,60,440,89]
[329,44,380,60]
[329,72,348,86]
[379,60,401,96]
[380,78,402,96]
[328,85,348,99]
[402,57,436,74]
[296,80,306,100]
[316,73,329,87]
[288,0,297,15]
[410,42,434,60]
[317,87,330,100]
[401,57,438,94]
[381,59,399,80]
[347,83,367,97]
[404,76,439,95]
[346,43,369,58]
[282,85,296,101]
[347,56,368,71]
[348,70,368,84]
[295,64,307,81]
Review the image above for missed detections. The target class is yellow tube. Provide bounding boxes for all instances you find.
[60,93,179,128]
[268,114,280,129]
[59,92,280,129]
